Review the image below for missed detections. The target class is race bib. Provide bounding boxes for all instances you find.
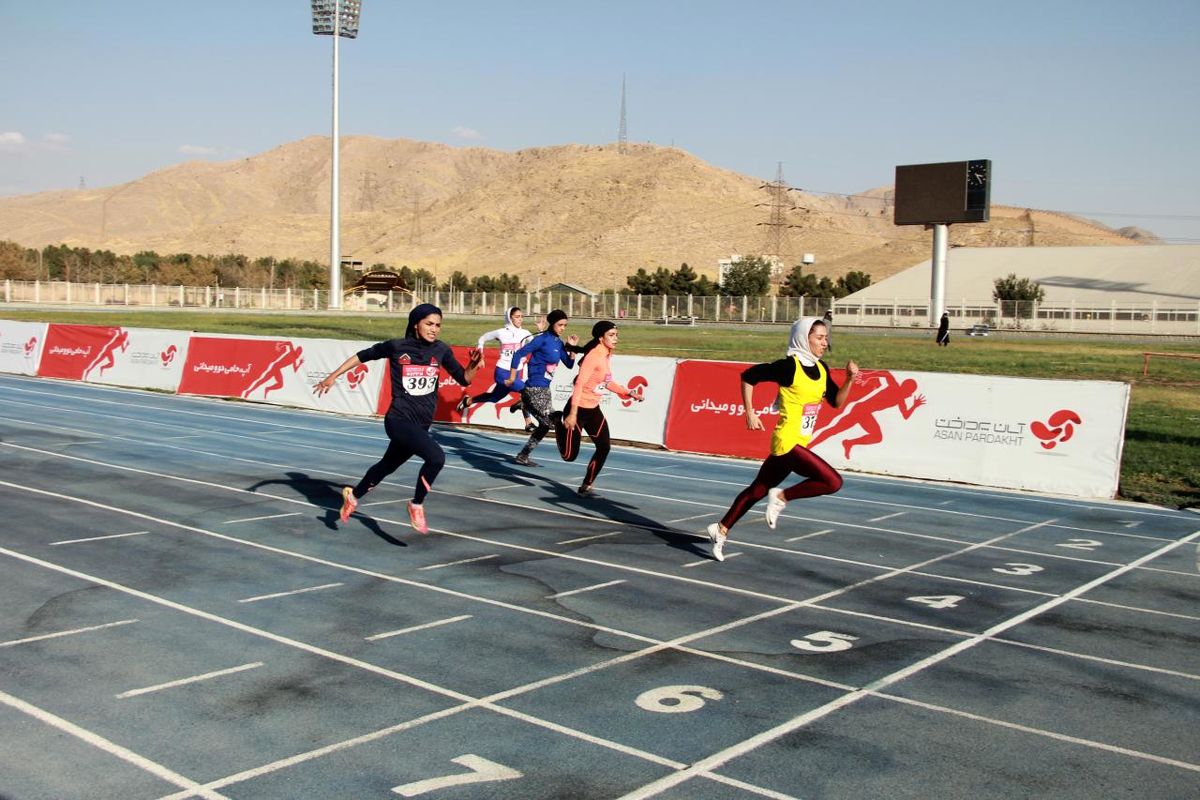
[800,402,822,436]
[543,362,558,381]
[401,364,439,395]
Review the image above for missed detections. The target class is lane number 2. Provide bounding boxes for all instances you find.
[1056,538,1103,551]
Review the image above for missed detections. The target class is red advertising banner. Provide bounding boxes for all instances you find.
[665,359,854,459]
[178,336,305,398]
[38,324,127,381]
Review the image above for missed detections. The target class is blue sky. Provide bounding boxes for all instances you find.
[2,0,1198,243]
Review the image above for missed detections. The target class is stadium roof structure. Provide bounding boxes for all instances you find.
[840,245,1200,305]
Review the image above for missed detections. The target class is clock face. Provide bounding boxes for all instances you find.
[967,160,988,188]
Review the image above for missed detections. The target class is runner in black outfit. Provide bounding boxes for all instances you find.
[314,303,483,533]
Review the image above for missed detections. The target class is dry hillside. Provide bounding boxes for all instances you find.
[0,136,1145,288]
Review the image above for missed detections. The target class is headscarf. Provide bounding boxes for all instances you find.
[405,303,442,340]
[504,306,522,328]
[545,309,567,328]
[786,317,824,367]
[579,320,617,359]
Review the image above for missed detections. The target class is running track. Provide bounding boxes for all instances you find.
[0,373,1197,799]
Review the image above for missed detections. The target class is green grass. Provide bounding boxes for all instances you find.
[5,307,1198,508]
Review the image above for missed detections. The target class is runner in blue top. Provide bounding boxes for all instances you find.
[314,303,483,533]
[506,309,578,466]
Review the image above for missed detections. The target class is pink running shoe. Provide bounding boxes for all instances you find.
[339,486,357,522]
[408,501,428,534]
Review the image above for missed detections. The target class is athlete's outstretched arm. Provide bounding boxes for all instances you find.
[313,354,361,396]
[831,360,860,408]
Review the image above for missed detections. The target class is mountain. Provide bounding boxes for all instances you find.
[0,136,1143,287]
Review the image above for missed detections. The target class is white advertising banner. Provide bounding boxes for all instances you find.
[804,369,1129,498]
[548,354,677,446]
[77,327,192,391]
[0,319,47,375]
[178,334,385,418]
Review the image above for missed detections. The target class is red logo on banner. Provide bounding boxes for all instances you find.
[24,337,37,357]
[621,375,649,408]
[241,342,304,400]
[346,363,368,389]
[808,370,925,459]
[161,344,178,367]
[1030,409,1082,450]
[83,329,130,379]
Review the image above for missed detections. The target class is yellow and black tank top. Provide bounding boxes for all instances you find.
[740,355,838,456]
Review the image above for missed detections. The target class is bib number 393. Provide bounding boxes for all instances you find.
[402,365,440,395]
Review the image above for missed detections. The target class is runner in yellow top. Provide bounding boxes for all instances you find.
[707,317,859,561]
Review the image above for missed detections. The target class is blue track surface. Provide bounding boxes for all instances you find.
[1,373,1197,799]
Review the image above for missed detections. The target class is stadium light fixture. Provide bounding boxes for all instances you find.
[311,1,362,310]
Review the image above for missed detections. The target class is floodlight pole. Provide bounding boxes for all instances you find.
[930,223,948,323]
[328,13,342,309]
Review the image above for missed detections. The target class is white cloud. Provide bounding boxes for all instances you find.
[0,131,29,151]
[450,126,482,141]
[43,132,69,144]
[178,144,217,156]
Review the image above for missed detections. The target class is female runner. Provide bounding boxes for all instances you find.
[455,306,536,430]
[506,309,578,466]
[706,317,858,561]
[556,320,644,497]
[314,303,483,533]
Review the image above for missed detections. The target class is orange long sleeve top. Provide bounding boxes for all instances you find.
[570,346,633,409]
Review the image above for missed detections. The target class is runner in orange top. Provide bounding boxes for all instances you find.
[706,317,858,561]
[555,320,644,497]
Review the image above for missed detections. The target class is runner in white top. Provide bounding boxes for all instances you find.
[455,306,538,429]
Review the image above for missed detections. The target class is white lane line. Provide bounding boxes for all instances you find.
[868,511,907,522]
[938,500,954,506]
[478,484,524,493]
[557,531,620,545]
[682,553,743,568]
[1074,598,1200,622]
[0,619,138,648]
[238,583,344,604]
[224,512,303,524]
[618,527,1200,799]
[666,513,716,524]
[50,531,150,546]
[992,637,1200,682]
[0,688,228,800]
[786,529,833,542]
[162,434,209,440]
[116,662,264,699]
[547,580,626,599]
[366,615,473,641]
[418,555,498,571]
[877,692,1200,773]
[1123,521,1142,528]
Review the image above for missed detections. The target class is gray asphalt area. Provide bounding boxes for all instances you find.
[1,373,1197,799]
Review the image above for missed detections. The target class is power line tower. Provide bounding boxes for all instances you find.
[78,176,86,190]
[618,74,628,155]
[408,188,423,246]
[357,170,379,211]
[756,163,800,280]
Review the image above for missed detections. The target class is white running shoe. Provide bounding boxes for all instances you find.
[765,487,786,530]
[706,523,727,562]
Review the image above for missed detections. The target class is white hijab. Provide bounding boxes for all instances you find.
[786,317,823,367]
[504,306,521,329]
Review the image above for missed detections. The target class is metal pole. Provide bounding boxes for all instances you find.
[930,223,948,324]
[328,4,342,309]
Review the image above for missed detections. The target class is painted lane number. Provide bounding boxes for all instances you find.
[993,563,1044,576]
[635,685,723,714]
[790,631,859,652]
[907,595,963,609]
[1056,538,1103,551]
[392,755,522,797]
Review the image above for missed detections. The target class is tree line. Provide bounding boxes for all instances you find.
[626,255,872,298]
[0,241,878,298]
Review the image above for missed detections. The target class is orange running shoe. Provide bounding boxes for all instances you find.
[407,501,428,534]
[339,486,357,522]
